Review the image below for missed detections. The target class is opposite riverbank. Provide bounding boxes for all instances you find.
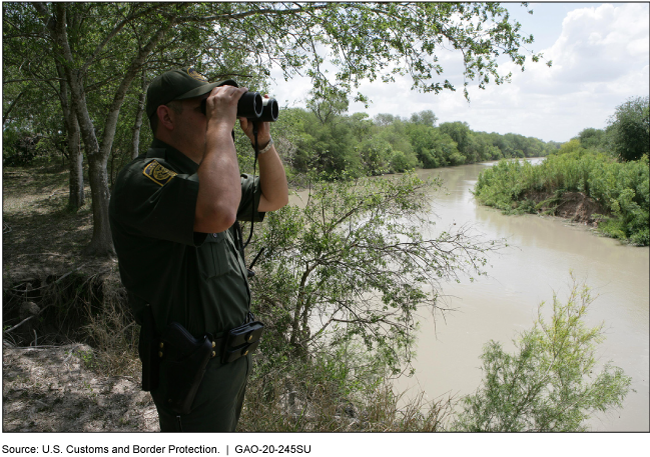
[473,153,649,246]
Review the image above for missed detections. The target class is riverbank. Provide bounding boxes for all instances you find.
[472,153,649,245]
[523,190,606,226]
[399,163,649,432]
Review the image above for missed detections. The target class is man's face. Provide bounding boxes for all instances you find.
[171,96,209,160]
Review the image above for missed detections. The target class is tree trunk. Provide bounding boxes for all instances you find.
[43,3,180,256]
[50,3,174,256]
[85,156,114,256]
[56,60,84,210]
[132,73,149,159]
[67,115,84,211]
[84,21,172,256]
[51,4,113,256]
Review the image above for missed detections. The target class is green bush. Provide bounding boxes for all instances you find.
[473,152,649,245]
[452,277,631,432]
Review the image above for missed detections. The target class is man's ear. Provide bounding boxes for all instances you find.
[156,105,175,131]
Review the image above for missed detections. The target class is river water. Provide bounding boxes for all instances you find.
[397,161,649,432]
[289,160,649,431]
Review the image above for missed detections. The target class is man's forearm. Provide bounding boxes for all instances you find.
[257,144,288,213]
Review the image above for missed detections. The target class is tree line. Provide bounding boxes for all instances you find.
[573,95,649,162]
[269,104,559,180]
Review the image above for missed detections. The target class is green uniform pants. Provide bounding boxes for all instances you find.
[151,354,250,432]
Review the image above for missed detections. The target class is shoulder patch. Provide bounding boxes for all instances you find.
[143,160,177,186]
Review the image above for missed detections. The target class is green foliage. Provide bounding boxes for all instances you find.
[409,110,438,127]
[576,127,608,152]
[557,138,585,155]
[2,131,44,166]
[440,121,480,163]
[358,137,393,175]
[596,155,650,245]
[473,159,532,212]
[269,101,556,178]
[4,2,546,221]
[452,277,631,432]
[390,150,418,173]
[473,152,649,245]
[607,96,650,162]
[250,173,506,375]
[241,347,451,432]
[406,122,460,168]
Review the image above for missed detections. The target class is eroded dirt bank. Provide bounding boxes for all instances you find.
[524,190,607,226]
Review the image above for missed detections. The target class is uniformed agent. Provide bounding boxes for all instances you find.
[108,67,288,432]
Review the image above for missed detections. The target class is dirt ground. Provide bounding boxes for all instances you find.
[2,164,159,432]
[2,344,159,432]
[523,189,606,226]
[2,166,106,282]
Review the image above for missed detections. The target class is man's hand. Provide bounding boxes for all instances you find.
[238,94,273,146]
[237,94,288,213]
[204,85,248,131]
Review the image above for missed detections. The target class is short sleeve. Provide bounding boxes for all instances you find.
[237,173,266,223]
[110,160,201,246]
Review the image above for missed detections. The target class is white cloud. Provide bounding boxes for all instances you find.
[543,3,648,84]
[271,3,649,143]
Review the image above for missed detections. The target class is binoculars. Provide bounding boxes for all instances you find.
[200,92,279,122]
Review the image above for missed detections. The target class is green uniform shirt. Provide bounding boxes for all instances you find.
[109,138,264,337]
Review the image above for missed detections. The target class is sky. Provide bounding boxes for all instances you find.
[269,2,650,143]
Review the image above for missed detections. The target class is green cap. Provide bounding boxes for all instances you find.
[146,67,237,118]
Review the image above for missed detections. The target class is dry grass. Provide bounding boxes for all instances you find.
[239,361,453,432]
[2,344,158,432]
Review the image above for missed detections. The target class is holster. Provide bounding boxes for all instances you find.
[159,322,213,415]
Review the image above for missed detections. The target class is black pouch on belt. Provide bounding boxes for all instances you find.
[159,322,213,415]
[222,320,264,364]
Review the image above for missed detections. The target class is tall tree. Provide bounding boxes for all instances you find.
[3,4,84,208]
[410,110,438,127]
[6,2,543,256]
[30,2,185,255]
[440,121,480,162]
[607,95,650,162]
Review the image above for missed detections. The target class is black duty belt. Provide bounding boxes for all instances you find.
[157,320,264,365]
[156,319,265,415]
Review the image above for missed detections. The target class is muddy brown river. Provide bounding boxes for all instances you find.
[290,160,649,432]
